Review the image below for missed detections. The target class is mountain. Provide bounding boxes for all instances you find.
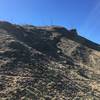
[0,21,100,100]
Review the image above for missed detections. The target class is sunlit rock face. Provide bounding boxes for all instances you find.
[0,21,100,100]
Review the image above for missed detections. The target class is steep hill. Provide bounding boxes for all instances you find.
[0,21,100,100]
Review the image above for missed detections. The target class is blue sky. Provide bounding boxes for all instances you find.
[0,0,100,43]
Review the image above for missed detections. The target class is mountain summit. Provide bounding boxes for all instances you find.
[0,21,100,100]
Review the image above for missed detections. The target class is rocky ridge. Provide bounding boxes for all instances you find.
[0,21,100,100]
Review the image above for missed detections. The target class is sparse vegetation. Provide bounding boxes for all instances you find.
[0,21,100,99]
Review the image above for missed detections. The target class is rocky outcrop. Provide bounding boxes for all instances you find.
[0,21,100,100]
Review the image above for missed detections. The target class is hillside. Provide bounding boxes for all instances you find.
[0,21,100,100]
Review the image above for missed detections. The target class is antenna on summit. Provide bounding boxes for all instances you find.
[50,18,54,26]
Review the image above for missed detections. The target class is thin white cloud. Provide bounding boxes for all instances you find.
[82,1,100,33]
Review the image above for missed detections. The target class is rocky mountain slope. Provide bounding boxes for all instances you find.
[0,21,100,100]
